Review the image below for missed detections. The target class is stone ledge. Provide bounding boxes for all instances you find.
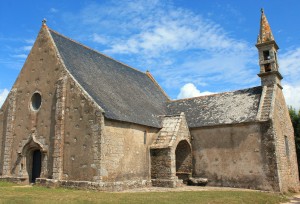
[0,176,27,184]
[36,178,151,191]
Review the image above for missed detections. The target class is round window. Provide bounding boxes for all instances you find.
[31,93,42,111]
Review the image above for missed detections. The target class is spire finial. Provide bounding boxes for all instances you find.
[257,9,275,44]
[42,18,47,26]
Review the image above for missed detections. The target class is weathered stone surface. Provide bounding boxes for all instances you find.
[191,122,280,191]
[187,177,208,186]
[2,89,17,176]
[0,13,298,193]
[150,113,192,187]
[35,178,151,191]
[272,86,299,192]
[100,119,157,183]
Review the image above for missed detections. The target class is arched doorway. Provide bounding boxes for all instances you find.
[175,140,192,183]
[31,150,42,183]
[20,136,46,183]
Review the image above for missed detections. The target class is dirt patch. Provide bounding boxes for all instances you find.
[121,185,263,193]
[12,185,33,188]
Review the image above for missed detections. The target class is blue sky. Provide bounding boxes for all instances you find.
[1,0,300,110]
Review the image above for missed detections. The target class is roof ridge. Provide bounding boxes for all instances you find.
[146,71,170,101]
[170,86,262,103]
[48,28,147,76]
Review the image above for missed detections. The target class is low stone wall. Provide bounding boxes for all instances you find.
[36,178,151,191]
[0,176,27,184]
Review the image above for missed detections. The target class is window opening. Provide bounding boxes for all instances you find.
[144,131,147,144]
[263,50,271,60]
[284,136,290,157]
[274,52,278,68]
[264,63,271,72]
[31,93,42,111]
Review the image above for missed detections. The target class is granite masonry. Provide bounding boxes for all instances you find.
[0,10,298,192]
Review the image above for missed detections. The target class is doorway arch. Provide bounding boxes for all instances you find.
[20,136,46,183]
[175,140,192,183]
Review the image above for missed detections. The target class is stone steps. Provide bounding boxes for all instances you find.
[260,86,274,120]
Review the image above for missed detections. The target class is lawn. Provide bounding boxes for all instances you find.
[0,182,288,204]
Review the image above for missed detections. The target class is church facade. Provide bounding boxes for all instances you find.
[0,10,299,192]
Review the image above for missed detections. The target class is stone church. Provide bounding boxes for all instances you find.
[0,10,298,192]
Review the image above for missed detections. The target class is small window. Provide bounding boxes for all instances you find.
[263,50,270,60]
[274,52,278,61]
[144,131,147,145]
[284,136,290,157]
[31,92,42,111]
[264,63,271,72]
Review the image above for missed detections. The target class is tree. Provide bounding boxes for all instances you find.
[288,106,300,176]
[289,107,300,139]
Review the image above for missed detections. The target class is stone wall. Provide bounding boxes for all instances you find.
[100,119,158,182]
[0,26,67,181]
[0,102,9,176]
[62,78,104,182]
[0,105,5,175]
[273,87,299,192]
[36,178,151,191]
[259,121,280,191]
[151,148,172,180]
[191,122,278,191]
[0,25,108,184]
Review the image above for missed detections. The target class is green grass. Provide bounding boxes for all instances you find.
[0,182,289,204]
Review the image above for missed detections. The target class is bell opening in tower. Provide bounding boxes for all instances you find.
[264,63,271,72]
[263,50,271,60]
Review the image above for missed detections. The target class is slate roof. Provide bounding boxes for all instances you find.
[167,86,262,128]
[48,28,263,129]
[49,29,169,128]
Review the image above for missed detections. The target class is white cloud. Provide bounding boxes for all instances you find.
[50,8,58,13]
[12,54,27,59]
[280,47,300,110]
[0,89,9,107]
[177,83,214,99]
[22,45,32,51]
[103,3,247,57]
[280,48,300,83]
[25,39,35,44]
[282,84,300,110]
[91,33,108,44]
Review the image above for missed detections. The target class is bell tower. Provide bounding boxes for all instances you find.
[256,9,283,88]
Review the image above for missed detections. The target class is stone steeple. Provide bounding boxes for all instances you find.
[257,8,275,44]
[256,9,282,88]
